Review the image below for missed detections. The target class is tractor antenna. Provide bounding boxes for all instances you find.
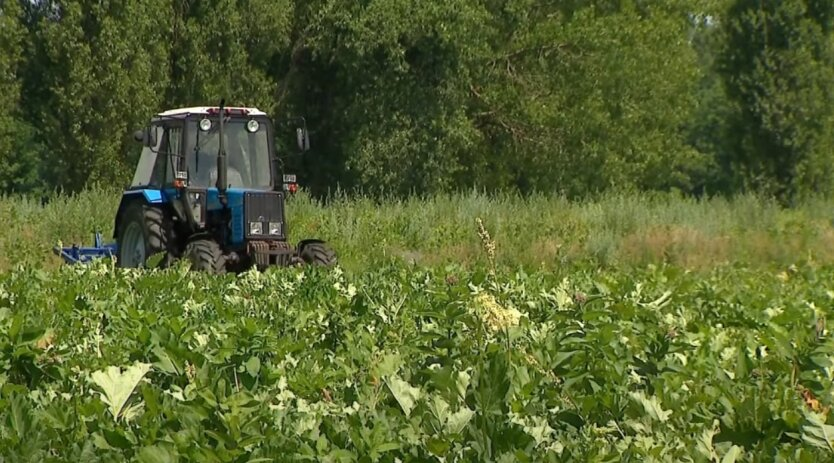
[216,99,228,207]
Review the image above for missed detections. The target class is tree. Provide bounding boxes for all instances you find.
[471,1,709,197]
[284,0,710,197]
[286,0,492,196]
[718,0,834,202]
[23,0,172,192]
[685,0,738,196]
[167,0,294,113]
[10,0,817,200]
[0,0,41,194]
[0,1,23,153]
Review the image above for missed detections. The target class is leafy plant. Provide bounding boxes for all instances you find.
[0,258,831,460]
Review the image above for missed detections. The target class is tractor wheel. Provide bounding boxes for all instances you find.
[117,203,168,268]
[299,241,337,267]
[184,239,226,274]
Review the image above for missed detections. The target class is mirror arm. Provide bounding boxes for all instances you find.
[302,117,310,151]
[271,155,282,192]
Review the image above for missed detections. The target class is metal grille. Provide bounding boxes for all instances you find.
[244,191,285,240]
[247,240,293,268]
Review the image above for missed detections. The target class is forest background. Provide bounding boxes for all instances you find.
[0,0,832,204]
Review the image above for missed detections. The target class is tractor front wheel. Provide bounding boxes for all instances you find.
[298,241,337,267]
[117,204,168,268]
[184,239,226,274]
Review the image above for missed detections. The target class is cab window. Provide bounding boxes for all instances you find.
[150,125,182,186]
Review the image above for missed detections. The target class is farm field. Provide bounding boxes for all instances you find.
[1,190,834,460]
[5,187,834,272]
[3,0,834,459]
[2,259,834,460]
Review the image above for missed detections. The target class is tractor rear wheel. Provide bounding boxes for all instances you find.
[184,239,226,274]
[117,203,168,268]
[299,241,337,267]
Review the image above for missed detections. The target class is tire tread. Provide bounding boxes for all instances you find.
[185,239,226,274]
[300,242,337,266]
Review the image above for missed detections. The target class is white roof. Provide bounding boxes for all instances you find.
[156,106,268,117]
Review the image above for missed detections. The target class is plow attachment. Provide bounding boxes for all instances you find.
[53,233,117,264]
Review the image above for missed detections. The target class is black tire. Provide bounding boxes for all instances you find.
[299,241,337,267]
[116,203,168,268]
[184,239,226,274]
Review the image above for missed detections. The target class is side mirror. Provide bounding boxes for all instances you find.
[133,127,157,147]
[296,127,310,152]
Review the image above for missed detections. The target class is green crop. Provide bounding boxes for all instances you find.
[0,258,833,461]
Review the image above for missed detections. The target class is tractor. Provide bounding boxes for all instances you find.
[54,102,336,273]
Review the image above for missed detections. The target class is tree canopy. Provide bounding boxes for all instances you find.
[0,0,831,202]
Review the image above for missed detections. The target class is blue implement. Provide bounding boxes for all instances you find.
[53,232,118,264]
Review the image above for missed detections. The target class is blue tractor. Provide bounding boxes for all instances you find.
[55,102,336,273]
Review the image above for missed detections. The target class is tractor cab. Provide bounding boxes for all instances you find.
[108,104,335,273]
[130,106,276,191]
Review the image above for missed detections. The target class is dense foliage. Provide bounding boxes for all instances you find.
[0,0,832,201]
[717,0,834,201]
[2,259,834,461]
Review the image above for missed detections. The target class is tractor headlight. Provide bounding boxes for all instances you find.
[246,119,260,133]
[268,222,282,236]
[249,221,263,235]
[187,191,204,224]
[199,118,212,131]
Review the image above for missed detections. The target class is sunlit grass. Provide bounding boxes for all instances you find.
[2,186,832,272]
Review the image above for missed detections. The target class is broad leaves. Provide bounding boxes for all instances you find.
[91,362,152,422]
[386,374,423,417]
[0,260,832,460]
[802,412,834,452]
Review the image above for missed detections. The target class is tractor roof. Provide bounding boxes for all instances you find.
[155,106,268,118]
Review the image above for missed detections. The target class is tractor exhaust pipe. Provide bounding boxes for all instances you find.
[216,99,228,207]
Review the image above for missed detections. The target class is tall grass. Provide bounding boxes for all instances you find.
[5,187,833,272]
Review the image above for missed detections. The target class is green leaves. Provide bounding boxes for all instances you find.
[428,395,474,435]
[0,260,832,460]
[136,445,178,463]
[722,445,745,463]
[245,356,261,377]
[6,393,33,440]
[386,374,423,417]
[802,412,834,452]
[90,362,151,422]
[629,391,672,423]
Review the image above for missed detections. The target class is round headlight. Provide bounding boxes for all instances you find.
[246,119,260,133]
[199,118,212,131]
